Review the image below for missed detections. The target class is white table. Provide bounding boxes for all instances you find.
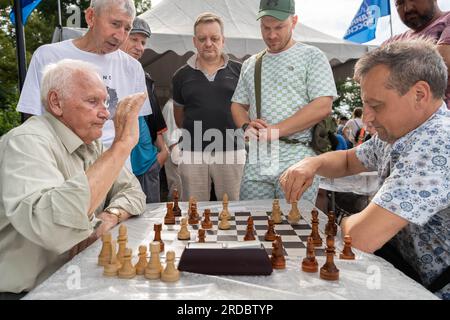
[24,200,437,300]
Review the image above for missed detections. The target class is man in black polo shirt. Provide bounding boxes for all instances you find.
[172,12,245,201]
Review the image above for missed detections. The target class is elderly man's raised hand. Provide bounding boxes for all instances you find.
[113,92,147,150]
[279,157,320,203]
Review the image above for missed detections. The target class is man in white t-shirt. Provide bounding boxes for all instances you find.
[17,0,151,150]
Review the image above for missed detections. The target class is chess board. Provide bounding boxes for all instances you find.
[163,211,326,258]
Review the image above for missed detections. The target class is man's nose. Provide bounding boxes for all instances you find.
[403,0,415,13]
[99,102,110,120]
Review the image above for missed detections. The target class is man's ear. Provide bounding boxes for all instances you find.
[413,81,431,105]
[85,7,95,28]
[47,91,63,116]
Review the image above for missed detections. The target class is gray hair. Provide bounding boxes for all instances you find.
[354,38,447,100]
[90,0,136,19]
[40,59,102,110]
[194,12,224,35]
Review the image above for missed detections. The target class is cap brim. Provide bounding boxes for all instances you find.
[256,10,290,21]
[130,29,151,37]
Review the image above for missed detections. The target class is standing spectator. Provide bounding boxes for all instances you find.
[172,13,245,201]
[342,107,363,148]
[161,99,183,200]
[384,0,450,108]
[231,0,336,202]
[16,0,152,165]
[121,17,169,203]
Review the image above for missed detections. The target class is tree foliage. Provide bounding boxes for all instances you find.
[0,0,151,136]
[332,77,362,118]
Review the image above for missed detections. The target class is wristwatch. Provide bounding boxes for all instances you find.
[105,207,122,223]
[241,122,250,132]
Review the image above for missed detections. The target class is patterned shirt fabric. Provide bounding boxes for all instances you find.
[356,103,450,299]
[232,42,337,162]
[384,12,450,108]
[0,113,146,293]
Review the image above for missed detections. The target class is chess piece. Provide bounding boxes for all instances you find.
[310,209,323,247]
[302,237,318,273]
[271,199,283,224]
[287,201,301,224]
[177,217,191,240]
[198,229,206,243]
[218,211,230,230]
[187,196,193,216]
[320,235,340,281]
[264,219,277,242]
[325,211,337,237]
[201,209,213,229]
[161,251,180,282]
[219,193,231,220]
[103,240,120,277]
[117,224,128,264]
[153,223,165,252]
[98,232,112,266]
[188,199,199,225]
[340,235,355,260]
[134,245,148,275]
[118,248,136,279]
[145,241,163,280]
[164,202,175,225]
[271,235,286,269]
[172,189,182,216]
[244,216,256,241]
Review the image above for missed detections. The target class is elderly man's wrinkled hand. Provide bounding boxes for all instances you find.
[113,92,147,150]
[279,157,319,203]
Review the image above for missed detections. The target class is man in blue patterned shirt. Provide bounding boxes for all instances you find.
[280,39,449,299]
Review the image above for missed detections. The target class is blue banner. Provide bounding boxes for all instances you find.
[344,0,391,43]
[10,0,44,25]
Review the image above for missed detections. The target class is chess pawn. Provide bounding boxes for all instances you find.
[118,248,136,279]
[340,235,355,260]
[177,217,191,240]
[302,237,318,273]
[172,189,182,217]
[201,209,213,229]
[198,229,206,243]
[287,201,301,224]
[244,216,255,241]
[98,232,112,266]
[164,202,175,225]
[161,251,180,282]
[134,245,148,275]
[325,211,337,237]
[320,235,340,281]
[218,212,230,230]
[103,240,120,277]
[219,193,231,220]
[145,241,163,280]
[310,209,323,247]
[271,235,286,269]
[271,199,283,224]
[264,219,277,242]
[117,224,128,264]
[153,223,165,252]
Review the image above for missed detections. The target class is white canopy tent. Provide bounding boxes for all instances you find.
[140,0,371,66]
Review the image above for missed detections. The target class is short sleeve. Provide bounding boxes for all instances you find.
[172,68,185,106]
[231,58,252,106]
[371,133,450,226]
[305,48,338,101]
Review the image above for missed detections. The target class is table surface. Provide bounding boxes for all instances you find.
[24,200,437,300]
